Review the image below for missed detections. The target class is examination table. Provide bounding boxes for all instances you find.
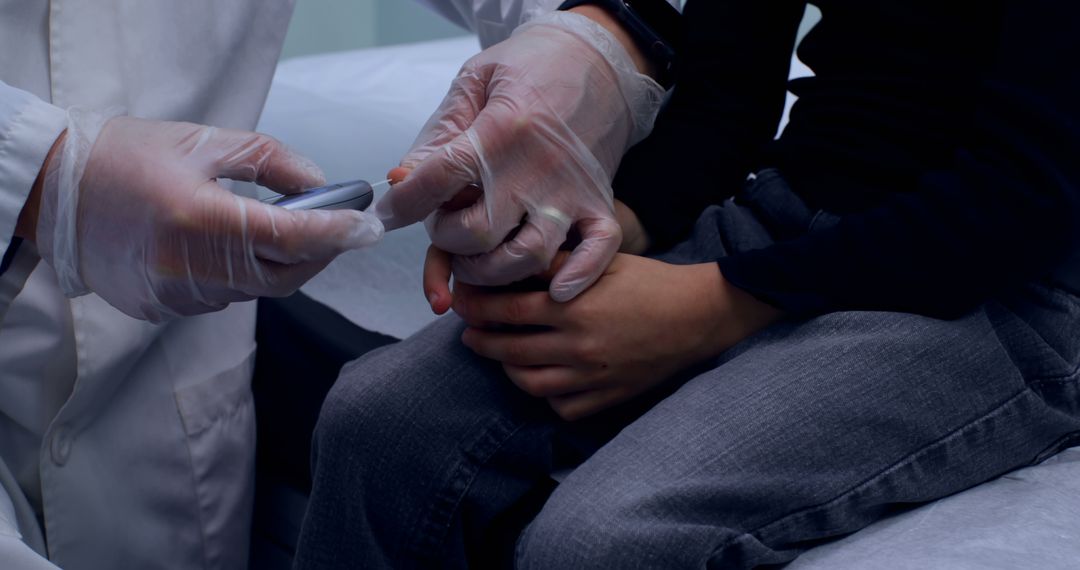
[249,36,1080,569]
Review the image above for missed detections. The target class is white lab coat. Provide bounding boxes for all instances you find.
[417,0,561,48]
[0,1,548,569]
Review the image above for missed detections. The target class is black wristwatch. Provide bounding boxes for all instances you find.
[558,0,681,88]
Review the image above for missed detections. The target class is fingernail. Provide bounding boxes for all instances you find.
[428,292,440,308]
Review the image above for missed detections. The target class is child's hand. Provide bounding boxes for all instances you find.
[452,253,785,420]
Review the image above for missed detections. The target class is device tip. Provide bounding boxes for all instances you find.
[370,179,392,195]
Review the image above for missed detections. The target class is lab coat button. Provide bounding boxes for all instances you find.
[51,426,73,466]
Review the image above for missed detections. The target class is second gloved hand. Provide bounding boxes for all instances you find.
[36,110,384,322]
[375,10,664,302]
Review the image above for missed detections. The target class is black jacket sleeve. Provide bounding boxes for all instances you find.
[717,0,1080,318]
[613,0,808,250]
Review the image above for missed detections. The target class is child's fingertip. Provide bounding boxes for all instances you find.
[428,292,449,315]
[388,167,411,184]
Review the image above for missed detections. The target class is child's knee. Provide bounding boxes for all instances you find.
[515,482,639,569]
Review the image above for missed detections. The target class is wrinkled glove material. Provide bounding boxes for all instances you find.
[36,109,383,322]
[376,11,664,301]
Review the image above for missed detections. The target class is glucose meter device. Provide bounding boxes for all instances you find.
[263,179,389,211]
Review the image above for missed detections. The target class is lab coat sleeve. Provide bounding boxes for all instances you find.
[0,538,59,570]
[413,0,562,47]
[0,80,66,321]
[0,460,56,569]
[414,0,680,48]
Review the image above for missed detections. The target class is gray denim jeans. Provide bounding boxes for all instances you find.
[294,170,1080,569]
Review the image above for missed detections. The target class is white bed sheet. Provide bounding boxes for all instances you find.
[789,446,1080,570]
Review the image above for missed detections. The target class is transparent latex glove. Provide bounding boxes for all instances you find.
[36,110,383,322]
[374,11,664,302]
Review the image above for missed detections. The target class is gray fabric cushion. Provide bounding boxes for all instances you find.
[790,446,1080,569]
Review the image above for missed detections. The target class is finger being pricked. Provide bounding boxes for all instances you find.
[423,245,454,315]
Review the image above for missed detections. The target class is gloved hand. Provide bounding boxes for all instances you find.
[35,109,383,322]
[374,10,664,302]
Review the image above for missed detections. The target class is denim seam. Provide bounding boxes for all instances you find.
[1027,281,1080,311]
[1032,431,1080,464]
[1030,362,1080,384]
[514,519,530,568]
[710,386,1033,556]
[986,301,1078,383]
[1011,306,1076,376]
[409,415,529,562]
